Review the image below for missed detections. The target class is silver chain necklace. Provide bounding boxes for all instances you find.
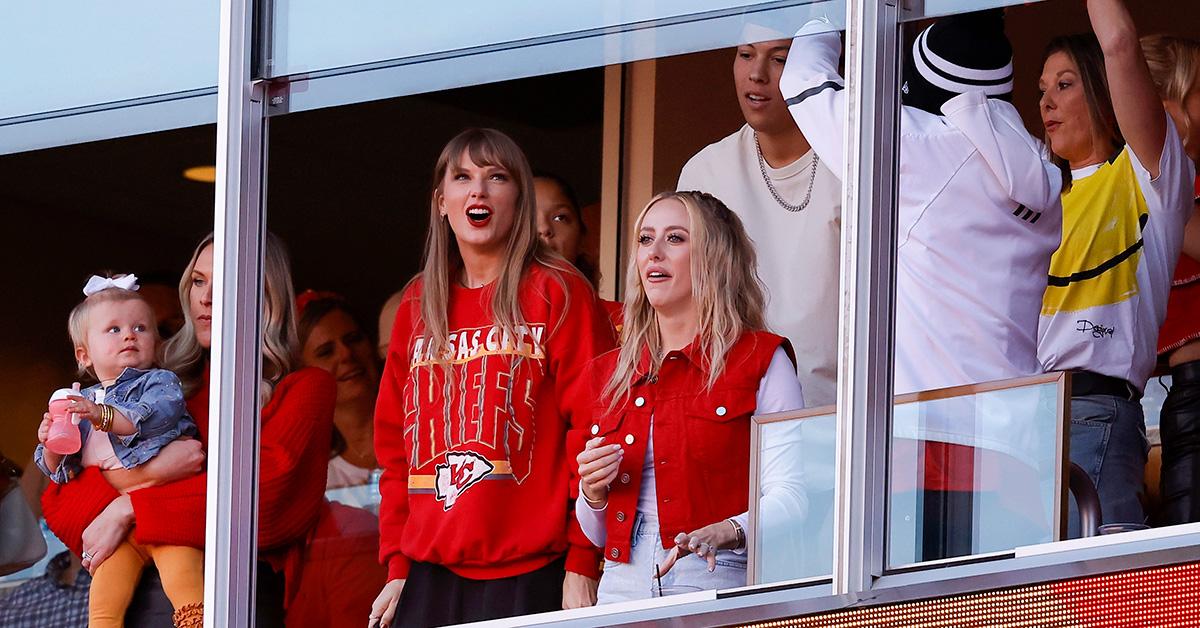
[754,133,820,213]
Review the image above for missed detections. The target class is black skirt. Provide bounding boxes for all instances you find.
[394,556,565,628]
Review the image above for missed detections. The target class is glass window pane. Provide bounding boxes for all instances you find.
[887,378,1067,566]
[258,69,606,623]
[0,3,218,121]
[912,0,1040,20]
[752,411,836,583]
[0,127,215,625]
[270,0,845,78]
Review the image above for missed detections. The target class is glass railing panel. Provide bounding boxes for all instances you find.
[750,408,836,584]
[887,375,1068,568]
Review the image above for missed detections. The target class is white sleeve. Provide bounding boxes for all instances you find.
[940,92,1064,213]
[730,346,808,555]
[780,25,847,181]
[1137,116,1197,226]
[678,153,702,192]
[575,487,608,548]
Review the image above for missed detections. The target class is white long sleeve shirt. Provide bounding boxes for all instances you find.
[780,27,1063,457]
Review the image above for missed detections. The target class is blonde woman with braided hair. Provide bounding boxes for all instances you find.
[370,128,615,627]
[575,191,807,602]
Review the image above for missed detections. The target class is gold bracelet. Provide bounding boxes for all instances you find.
[583,490,608,508]
[98,404,114,432]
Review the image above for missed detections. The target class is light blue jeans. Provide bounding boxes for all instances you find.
[596,511,747,603]
[1068,394,1149,537]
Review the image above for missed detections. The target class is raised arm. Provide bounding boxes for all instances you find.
[942,92,1064,212]
[780,23,847,177]
[1088,0,1167,177]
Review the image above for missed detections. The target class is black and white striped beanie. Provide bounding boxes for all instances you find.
[902,9,1013,115]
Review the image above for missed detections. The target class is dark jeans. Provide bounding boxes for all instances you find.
[1068,394,1149,537]
[1159,361,1200,525]
[125,568,173,627]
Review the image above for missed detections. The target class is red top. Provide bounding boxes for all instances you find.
[601,299,623,336]
[1157,177,1200,355]
[585,331,783,562]
[375,264,615,581]
[1158,255,1200,355]
[41,367,336,564]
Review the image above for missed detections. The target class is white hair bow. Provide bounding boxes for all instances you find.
[82,274,140,297]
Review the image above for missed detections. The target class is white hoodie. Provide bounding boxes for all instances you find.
[781,27,1063,458]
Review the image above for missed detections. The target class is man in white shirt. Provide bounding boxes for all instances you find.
[677,27,841,409]
[782,11,1064,560]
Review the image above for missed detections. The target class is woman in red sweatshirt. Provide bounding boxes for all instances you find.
[40,233,336,623]
[368,128,615,628]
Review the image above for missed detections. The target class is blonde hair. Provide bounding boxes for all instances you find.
[67,284,156,377]
[603,191,767,410]
[414,128,571,374]
[161,233,299,401]
[1142,34,1200,150]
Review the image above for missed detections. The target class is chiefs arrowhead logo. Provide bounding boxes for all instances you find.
[434,451,495,511]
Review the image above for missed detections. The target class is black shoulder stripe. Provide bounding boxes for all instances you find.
[785,81,845,107]
[1011,204,1042,225]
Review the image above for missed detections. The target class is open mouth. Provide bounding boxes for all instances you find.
[645,268,672,283]
[745,93,770,107]
[466,205,493,227]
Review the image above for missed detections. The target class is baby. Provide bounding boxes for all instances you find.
[34,274,203,628]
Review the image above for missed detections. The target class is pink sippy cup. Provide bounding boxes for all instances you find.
[46,388,82,455]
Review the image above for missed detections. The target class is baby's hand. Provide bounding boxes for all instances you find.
[37,412,53,444]
[66,395,102,425]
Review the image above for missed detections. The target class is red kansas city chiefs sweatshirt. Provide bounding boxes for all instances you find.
[375,263,615,581]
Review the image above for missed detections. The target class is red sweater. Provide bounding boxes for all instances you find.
[42,367,335,559]
[375,264,615,581]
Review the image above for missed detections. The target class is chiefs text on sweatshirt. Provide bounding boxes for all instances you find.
[375,263,615,581]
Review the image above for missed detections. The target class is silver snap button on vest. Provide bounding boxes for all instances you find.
[716,406,727,417]
[625,434,635,446]
[634,396,645,407]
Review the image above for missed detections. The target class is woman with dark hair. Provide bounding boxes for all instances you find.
[1036,0,1196,531]
[369,128,615,627]
[296,290,381,500]
[533,174,596,285]
[534,174,622,330]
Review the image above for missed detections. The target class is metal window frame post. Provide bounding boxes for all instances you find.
[206,0,266,624]
[833,0,902,597]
